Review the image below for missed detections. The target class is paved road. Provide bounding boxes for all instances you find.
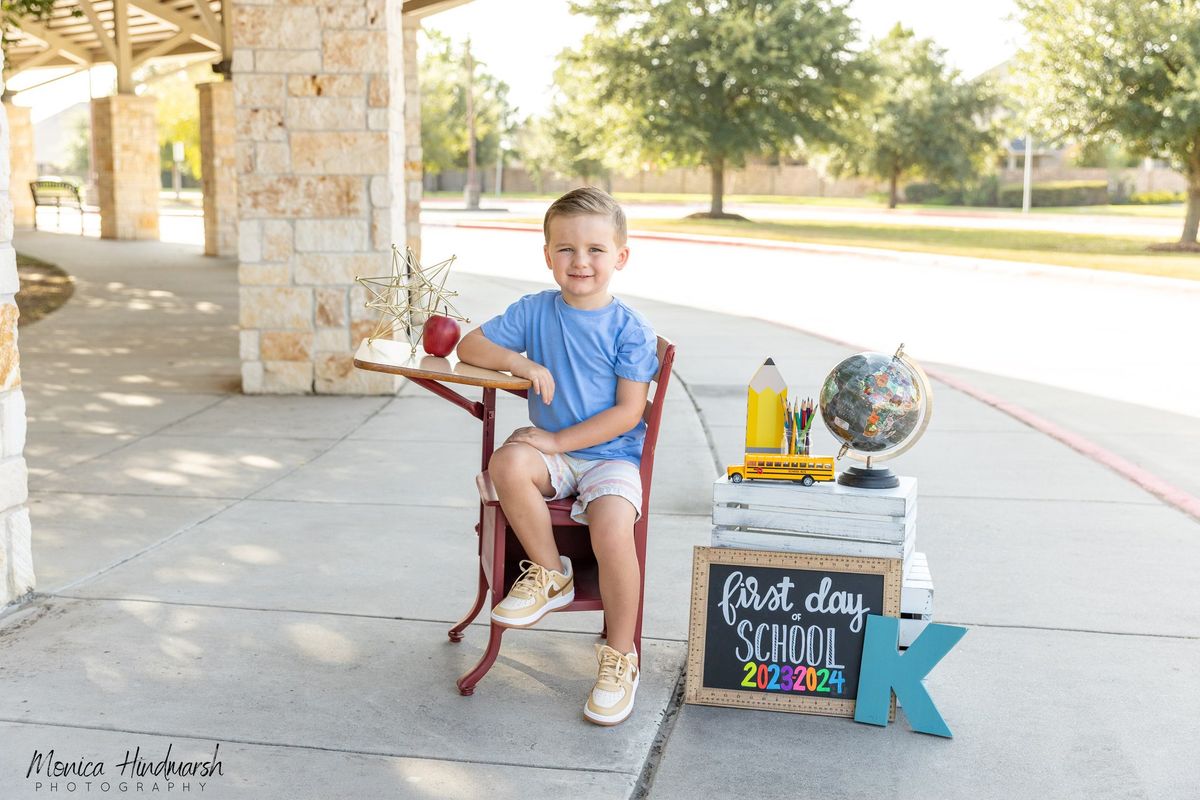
[426,222,1199,501]
[424,198,1187,239]
[31,207,1195,495]
[426,223,1194,415]
[32,204,1195,419]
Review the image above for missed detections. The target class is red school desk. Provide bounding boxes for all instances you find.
[355,336,674,694]
[352,337,534,690]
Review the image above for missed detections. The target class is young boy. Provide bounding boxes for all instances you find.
[456,187,658,726]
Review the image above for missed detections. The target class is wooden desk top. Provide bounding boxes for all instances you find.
[352,338,531,390]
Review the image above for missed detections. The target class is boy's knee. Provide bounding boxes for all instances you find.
[490,443,541,483]
[586,496,637,537]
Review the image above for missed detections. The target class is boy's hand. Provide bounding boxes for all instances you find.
[511,358,555,405]
[504,426,562,454]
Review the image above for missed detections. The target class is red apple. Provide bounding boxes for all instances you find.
[422,314,461,357]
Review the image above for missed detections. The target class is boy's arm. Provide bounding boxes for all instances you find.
[456,327,522,372]
[506,378,649,454]
[457,328,556,404]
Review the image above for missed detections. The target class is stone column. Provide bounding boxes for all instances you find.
[0,80,33,605]
[402,15,422,258]
[198,82,238,257]
[5,104,35,230]
[91,94,160,240]
[232,0,406,394]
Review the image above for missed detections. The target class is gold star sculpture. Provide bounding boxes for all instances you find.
[355,245,470,354]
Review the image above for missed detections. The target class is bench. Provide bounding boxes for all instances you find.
[30,178,85,234]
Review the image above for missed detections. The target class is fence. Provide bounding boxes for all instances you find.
[997,165,1188,196]
[428,162,1189,200]
[426,163,888,198]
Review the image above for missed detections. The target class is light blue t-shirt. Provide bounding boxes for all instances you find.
[480,289,658,466]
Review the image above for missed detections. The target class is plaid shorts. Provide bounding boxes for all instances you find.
[537,452,643,525]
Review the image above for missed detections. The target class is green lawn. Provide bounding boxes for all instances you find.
[15,252,75,325]
[1031,203,1186,219]
[506,216,1198,280]
[637,219,1199,279]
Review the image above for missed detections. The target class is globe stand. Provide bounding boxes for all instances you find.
[823,344,933,491]
[837,465,899,489]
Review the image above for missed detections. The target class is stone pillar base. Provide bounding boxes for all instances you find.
[5,105,35,230]
[92,95,160,240]
[198,82,238,257]
[403,14,422,258]
[0,101,32,605]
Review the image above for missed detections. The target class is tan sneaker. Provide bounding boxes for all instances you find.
[490,557,574,628]
[584,644,639,726]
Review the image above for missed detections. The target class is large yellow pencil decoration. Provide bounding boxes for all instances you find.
[746,357,787,453]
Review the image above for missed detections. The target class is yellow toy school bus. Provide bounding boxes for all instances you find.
[727,453,836,487]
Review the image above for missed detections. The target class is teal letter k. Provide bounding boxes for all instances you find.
[853,614,967,738]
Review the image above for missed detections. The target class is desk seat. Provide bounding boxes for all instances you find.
[476,469,606,608]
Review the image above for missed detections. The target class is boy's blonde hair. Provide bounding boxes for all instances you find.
[543,187,628,246]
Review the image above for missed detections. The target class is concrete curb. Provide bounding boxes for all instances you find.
[925,368,1200,523]
[425,219,1200,292]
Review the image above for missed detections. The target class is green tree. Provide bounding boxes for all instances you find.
[1,0,57,27]
[514,116,558,193]
[519,54,642,188]
[63,115,91,178]
[569,0,869,217]
[827,25,1001,208]
[1017,0,1200,246]
[1072,141,1140,169]
[419,29,517,180]
[144,66,207,182]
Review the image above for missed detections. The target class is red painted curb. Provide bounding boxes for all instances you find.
[437,219,1200,523]
[924,369,1200,522]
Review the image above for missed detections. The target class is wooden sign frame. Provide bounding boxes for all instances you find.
[685,546,902,718]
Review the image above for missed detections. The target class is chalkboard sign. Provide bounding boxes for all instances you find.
[685,546,901,717]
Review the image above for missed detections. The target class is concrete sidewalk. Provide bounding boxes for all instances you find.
[2,230,1197,799]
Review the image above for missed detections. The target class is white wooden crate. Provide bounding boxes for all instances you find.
[710,526,915,563]
[899,552,934,649]
[711,503,915,543]
[714,474,917,517]
[711,474,917,570]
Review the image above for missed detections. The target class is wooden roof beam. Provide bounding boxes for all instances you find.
[219,0,231,55]
[9,17,93,65]
[191,0,222,50]
[79,0,118,64]
[12,47,67,72]
[132,30,190,67]
[114,0,133,92]
[401,0,473,19]
[126,0,219,50]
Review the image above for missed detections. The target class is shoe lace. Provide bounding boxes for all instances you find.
[596,646,629,691]
[510,560,550,600]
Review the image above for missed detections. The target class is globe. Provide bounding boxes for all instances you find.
[818,345,933,488]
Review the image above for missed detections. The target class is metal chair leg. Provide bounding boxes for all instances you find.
[448,564,489,642]
[457,621,506,695]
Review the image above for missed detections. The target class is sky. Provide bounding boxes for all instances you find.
[423,0,1026,120]
[13,0,1025,123]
